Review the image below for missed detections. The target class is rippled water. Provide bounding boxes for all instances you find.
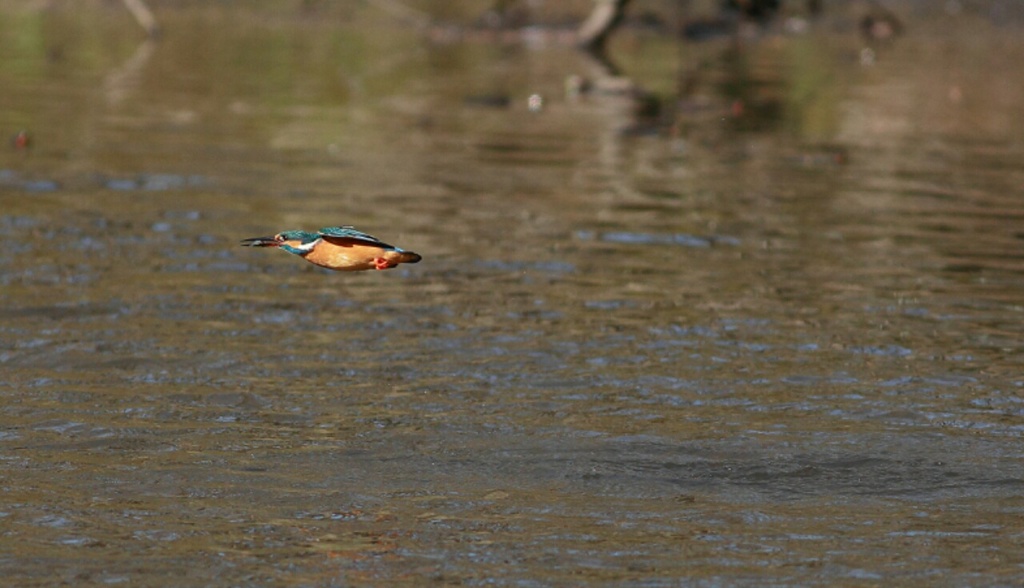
[3,2,1024,585]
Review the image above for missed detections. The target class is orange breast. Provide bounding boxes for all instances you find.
[303,239,387,271]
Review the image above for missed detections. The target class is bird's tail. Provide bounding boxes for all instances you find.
[240,236,279,247]
[393,250,422,264]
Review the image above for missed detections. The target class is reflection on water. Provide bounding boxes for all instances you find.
[3,2,1024,585]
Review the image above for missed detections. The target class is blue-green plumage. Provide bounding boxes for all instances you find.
[241,226,421,271]
[318,226,394,248]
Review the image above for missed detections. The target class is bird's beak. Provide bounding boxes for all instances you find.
[240,236,280,247]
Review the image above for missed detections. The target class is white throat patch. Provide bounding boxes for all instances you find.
[293,238,321,253]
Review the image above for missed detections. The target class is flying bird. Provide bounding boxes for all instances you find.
[241,226,421,271]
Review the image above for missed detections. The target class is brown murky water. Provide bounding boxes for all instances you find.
[3,2,1024,585]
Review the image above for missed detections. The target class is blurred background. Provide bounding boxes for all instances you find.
[3,0,1024,585]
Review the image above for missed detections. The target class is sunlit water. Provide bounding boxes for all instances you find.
[2,3,1024,585]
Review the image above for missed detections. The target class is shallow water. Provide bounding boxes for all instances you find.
[3,2,1024,585]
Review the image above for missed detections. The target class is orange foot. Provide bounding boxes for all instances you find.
[374,258,394,270]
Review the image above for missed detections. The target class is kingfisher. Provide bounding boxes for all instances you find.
[241,226,421,271]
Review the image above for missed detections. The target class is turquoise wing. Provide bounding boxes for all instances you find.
[318,226,395,249]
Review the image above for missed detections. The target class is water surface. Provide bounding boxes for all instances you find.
[2,2,1024,585]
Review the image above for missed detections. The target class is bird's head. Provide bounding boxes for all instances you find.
[275,230,321,255]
